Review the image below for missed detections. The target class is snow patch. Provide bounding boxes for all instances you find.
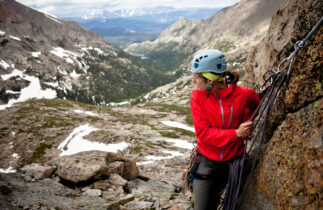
[0,167,16,173]
[66,57,73,64]
[137,150,183,165]
[0,69,57,110]
[9,35,21,41]
[144,93,150,100]
[108,101,130,107]
[161,121,195,132]
[70,70,80,78]
[50,47,77,59]
[0,59,10,69]
[43,81,59,88]
[0,30,5,36]
[1,69,24,80]
[32,52,41,58]
[58,124,128,156]
[94,47,104,55]
[81,46,117,57]
[12,153,18,158]
[74,109,98,117]
[50,47,87,72]
[6,90,20,94]
[45,14,62,24]
[57,66,67,75]
[164,138,194,150]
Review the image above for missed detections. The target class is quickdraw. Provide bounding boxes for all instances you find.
[186,145,201,192]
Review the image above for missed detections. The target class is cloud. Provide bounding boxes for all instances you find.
[16,0,240,17]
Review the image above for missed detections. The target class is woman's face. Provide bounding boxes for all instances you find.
[192,73,207,91]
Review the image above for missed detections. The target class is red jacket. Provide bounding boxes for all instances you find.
[190,84,260,162]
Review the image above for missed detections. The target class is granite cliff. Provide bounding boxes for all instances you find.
[242,0,322,208]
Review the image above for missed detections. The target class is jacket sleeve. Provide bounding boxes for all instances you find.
[243,89,261,121]
[190,90,238,148]
[247,89,261,112]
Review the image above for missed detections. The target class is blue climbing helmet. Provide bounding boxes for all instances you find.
[190,49,227,74]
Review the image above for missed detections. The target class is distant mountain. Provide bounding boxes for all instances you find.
[79,19,169,35]
[125,0,283,76]
[66,7,221,48]
[69,7,222,24]
[0,0,171,107]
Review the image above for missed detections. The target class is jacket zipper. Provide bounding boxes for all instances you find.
[215,93,234,161]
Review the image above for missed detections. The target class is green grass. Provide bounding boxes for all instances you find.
[159,131,180,138]
[146,103,193,125]
[173,128,195,137]
[132,145,143,154]
[38,99,73,108]
[146,141,155,148]
[31,143,52,162]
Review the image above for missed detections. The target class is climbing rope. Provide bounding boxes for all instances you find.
[221,17,323,210]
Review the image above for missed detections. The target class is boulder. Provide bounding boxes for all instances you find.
[118,194,135,205]
[123,201,153,210]
[106,153,139,180]
[109,173,128,187]
[20,163,55,180]
[82,189,102,197]
[108,161,124,176]
[54,151,110,183]
[93,181,112,190]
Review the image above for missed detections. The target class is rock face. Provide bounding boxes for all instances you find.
[242,0,322,209]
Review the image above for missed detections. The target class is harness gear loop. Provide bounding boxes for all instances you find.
[186,145,201,192]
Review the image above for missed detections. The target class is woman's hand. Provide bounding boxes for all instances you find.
[235,121,254,138]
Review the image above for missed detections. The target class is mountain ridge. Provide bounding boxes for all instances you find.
[0,0,172,107]
[125,0,283,77]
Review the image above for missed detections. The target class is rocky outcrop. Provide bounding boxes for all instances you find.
[53,151,139,183]
[106,152,139,180]
[242,0,322,209]
[20,163,55,181]
[54,151,111,183]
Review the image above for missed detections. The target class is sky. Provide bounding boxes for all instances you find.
[16,0,240,17]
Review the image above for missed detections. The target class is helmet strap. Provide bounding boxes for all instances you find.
[206,82,213,98]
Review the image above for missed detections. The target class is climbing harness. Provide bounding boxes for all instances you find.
[220,17,323,210]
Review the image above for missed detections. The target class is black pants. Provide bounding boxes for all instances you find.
[193,154,230,210]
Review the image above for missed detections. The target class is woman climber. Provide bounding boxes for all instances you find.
[189,49,261,209]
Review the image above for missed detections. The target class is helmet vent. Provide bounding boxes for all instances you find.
[190,49,227,73]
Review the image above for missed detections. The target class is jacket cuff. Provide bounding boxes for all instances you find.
[230,129,238,141]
